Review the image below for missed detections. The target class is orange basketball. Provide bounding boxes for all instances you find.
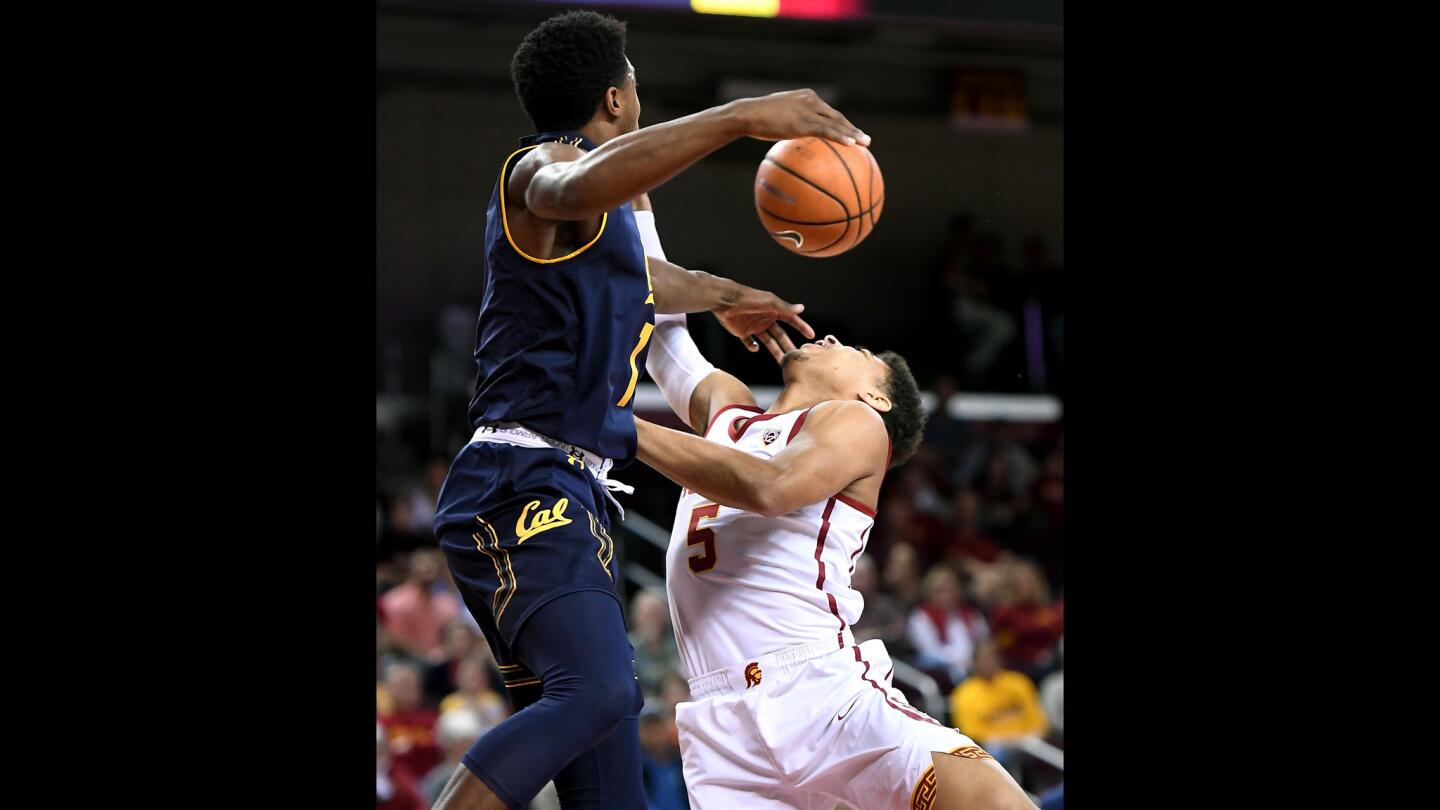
[754,137,884,258]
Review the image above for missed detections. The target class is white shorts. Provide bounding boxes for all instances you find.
[676,639,981,810]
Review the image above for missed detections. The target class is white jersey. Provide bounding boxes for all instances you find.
[665,404,877,679]
[661,406,987,810]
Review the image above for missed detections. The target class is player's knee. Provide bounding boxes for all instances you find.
[932,750,1036,810]
[583,666,641,727]
[548,666,638,732]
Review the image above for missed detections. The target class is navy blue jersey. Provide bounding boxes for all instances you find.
[468,131,655,464]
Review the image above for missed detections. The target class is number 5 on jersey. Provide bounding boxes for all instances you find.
[686,502,721,574]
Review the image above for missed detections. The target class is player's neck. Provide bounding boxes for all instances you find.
[768,382,834,415]
[579,120,619,146]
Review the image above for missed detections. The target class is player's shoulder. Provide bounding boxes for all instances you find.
[507,142,587,195]
[515,141,585,172]
[797,400,890,470]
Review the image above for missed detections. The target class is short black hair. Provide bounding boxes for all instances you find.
[510,11,630,132]
[876,351,926,469]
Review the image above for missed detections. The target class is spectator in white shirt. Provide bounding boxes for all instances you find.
[906,567,989,687]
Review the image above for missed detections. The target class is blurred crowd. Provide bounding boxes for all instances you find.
[925,216,1064,394]
[377,404,1063,808]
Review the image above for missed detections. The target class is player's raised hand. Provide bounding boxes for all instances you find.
[712,286,815,363]
[733,89,871,147]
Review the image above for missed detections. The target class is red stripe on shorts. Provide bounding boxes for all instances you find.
[853,646,942,726]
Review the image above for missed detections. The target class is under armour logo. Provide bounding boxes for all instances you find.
[744,662,762,688]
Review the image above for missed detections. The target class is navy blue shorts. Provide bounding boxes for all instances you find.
[434,440,620,659]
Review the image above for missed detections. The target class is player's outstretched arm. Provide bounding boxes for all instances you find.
[635,400,887,518]
[647,256,814,359]
[646,257,745,314]
[634,201,813,358]
[520,90,870,221]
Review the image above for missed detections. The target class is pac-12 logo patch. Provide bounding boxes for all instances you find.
[744,662,763,688]
[762,428,781,445]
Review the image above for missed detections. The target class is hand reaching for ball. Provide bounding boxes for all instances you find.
[733,89,871,147]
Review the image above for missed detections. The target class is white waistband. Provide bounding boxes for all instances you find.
[471,423,614,479]
[470,424,634,519]
[687,630,855,700]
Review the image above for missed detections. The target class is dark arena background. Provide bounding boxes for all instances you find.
[377,1,1064,806]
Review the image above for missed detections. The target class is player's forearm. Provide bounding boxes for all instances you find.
[537,105,746,219]
[649,258,740,314]
[635,418,784,516]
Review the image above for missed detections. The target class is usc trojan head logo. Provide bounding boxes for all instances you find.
[744,662,763,688]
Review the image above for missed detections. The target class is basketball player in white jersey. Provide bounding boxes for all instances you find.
[629,208,1035,810]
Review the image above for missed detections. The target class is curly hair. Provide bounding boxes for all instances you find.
[510,11,630,132]
[876,351,926,469]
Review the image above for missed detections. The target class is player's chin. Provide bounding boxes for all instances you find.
[780,349,805,368]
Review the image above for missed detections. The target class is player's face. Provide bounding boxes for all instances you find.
[789,335,891,398]
[619,59,641,134]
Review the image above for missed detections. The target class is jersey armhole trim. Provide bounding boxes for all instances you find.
[499,144,608,265]
[704,403,764,439]
[833,492,878,518]
[786,405,816,443]
[728,410,786,442]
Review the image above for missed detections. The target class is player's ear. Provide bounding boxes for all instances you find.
[860,389,892,413]
[608,86,623,116]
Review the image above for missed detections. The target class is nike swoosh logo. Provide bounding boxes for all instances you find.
[836,694,863,721]
[773,230,804,248]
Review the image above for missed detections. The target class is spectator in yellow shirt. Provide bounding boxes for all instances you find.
[949,639,1047,783]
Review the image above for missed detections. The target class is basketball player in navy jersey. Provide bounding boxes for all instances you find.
[431,11,871,810]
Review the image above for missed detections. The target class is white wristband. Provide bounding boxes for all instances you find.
[635,209,717,427]
[633,209,666,262]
